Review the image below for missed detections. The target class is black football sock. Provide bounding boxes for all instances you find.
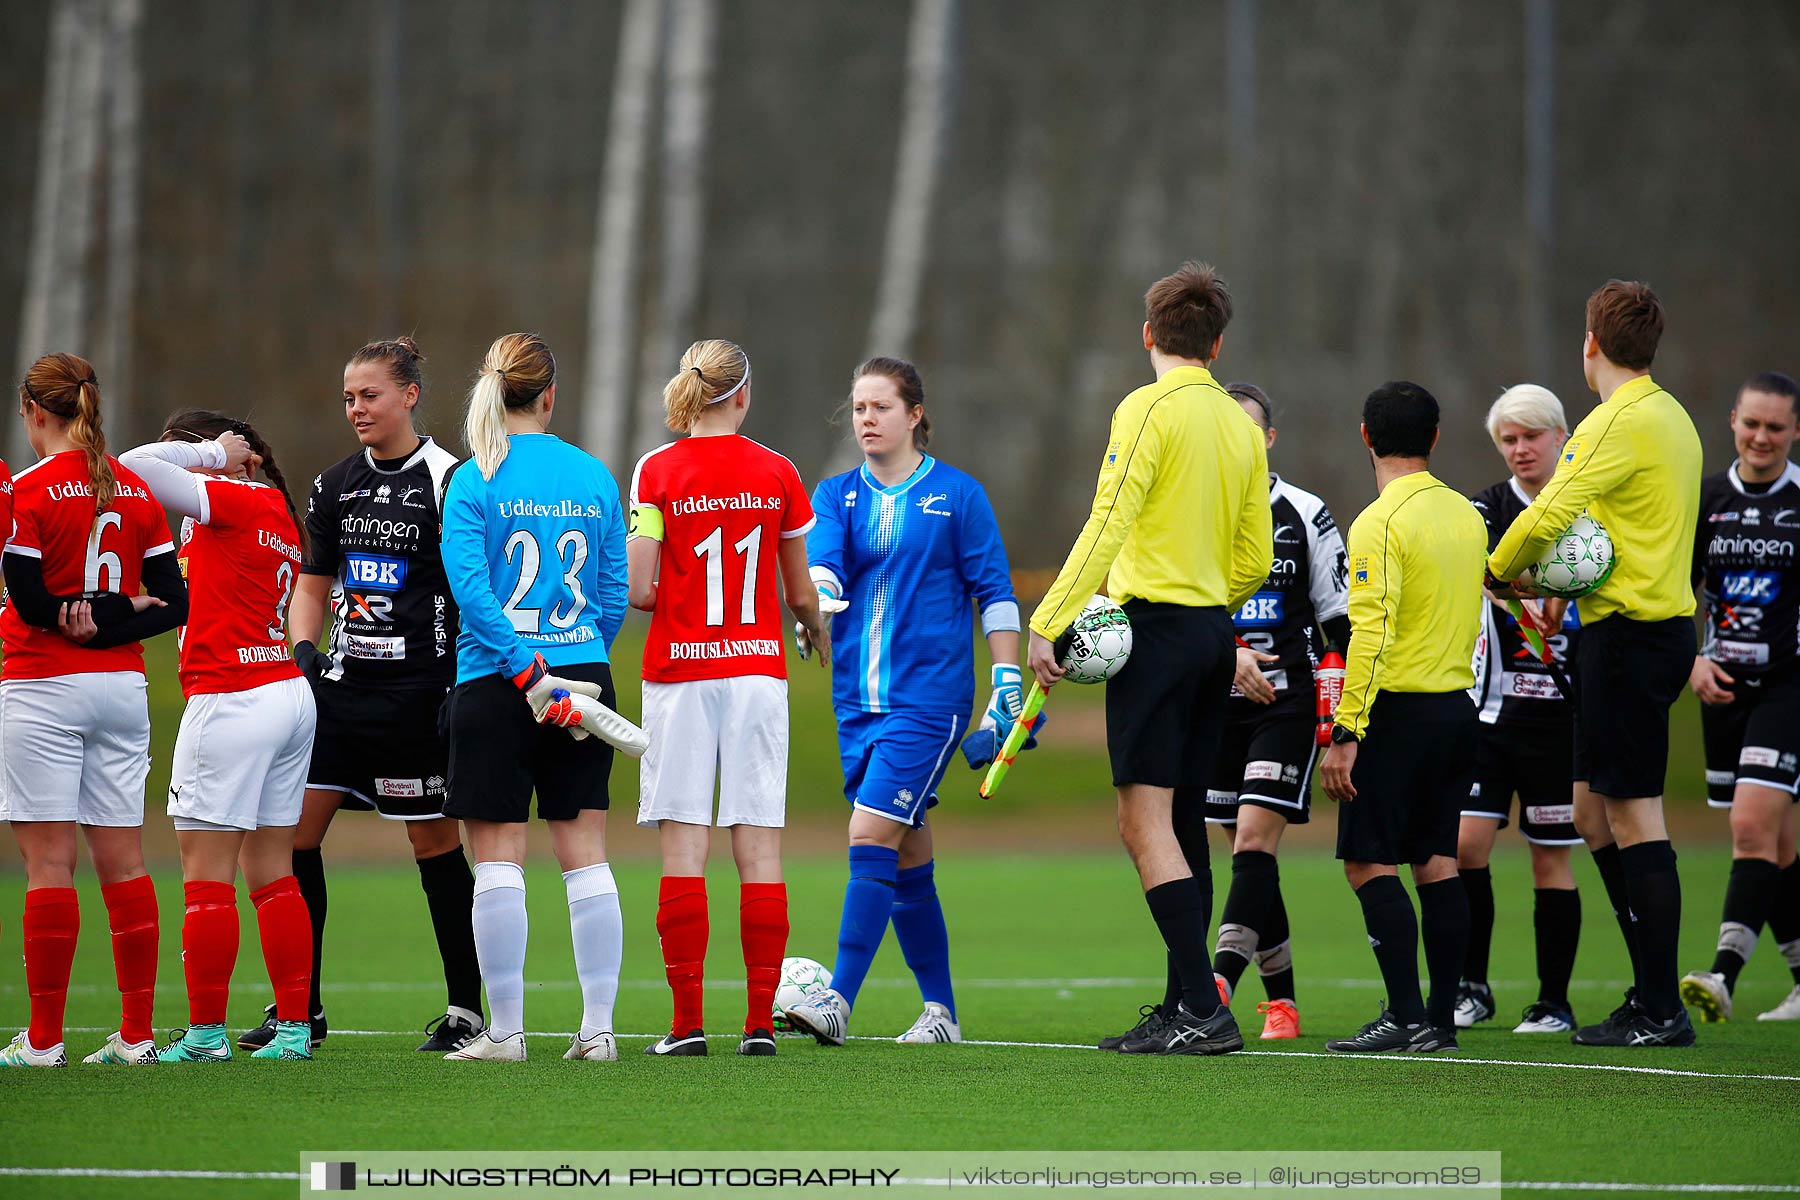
[1590,842,1643,994]
[1533,887,1580,1008]
[1356,874,1424,1025]
[1460,866,1494,986]
[1711,857,1779,993]
[292,846,327,1015]
[1215,850,1278,995]
[1620,840,1682,1020]
[1770,860,1800,987]
[1418,876,1470,1031]
[1163,792,1215,1014]
[418,845,484,1019]
[1256,883,1296,1003]
[1145,877,1218,1018]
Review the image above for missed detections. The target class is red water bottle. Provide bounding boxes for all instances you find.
[1314,650,1346,747]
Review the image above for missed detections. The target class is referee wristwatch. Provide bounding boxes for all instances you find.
[1329,724,1358,746]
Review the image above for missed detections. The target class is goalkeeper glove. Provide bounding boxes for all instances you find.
[960,664,1045,769]
[796,581,848,659]
[510,654,650,755]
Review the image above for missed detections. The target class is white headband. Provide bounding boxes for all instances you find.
[703,353,751,405]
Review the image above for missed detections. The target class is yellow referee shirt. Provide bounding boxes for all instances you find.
[1030,365,1273,638]
[1333,471,1487,739]
[1487,375,1701,623]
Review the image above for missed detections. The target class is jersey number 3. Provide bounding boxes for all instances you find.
[503,529,589,633]
[694,524,761,627]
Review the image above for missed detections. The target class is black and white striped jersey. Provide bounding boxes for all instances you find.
[1470,477,1578,727]
[303,437,462,688]
[1228,474,1348,702]
[1694,460,1800,684]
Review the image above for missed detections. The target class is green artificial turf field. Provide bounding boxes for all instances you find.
[2,849,1798,1198]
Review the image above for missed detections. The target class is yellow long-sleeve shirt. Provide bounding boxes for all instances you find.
[1030,365,1273,638]
[1488,375,1701,623]
[1332,471,1487,739]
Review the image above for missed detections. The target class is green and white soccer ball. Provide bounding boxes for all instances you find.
[771,956,833,1032]
[1527,513,1616,599]
[1060,595,1133,684]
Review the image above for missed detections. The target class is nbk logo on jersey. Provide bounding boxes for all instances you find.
[1721,571,1780,604]
[1233,591,1284,628]
[345,553,408,591]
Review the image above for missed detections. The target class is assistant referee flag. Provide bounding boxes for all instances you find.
[1030,365,1272,638]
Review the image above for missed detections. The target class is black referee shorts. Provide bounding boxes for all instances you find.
[1336,691,1478,866]
[1572,614,1693,801]
[1103,601,1234,789]
[443,662,616,823]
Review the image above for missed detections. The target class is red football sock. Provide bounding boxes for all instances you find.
[657,876,708,1034]
[740,882,789,1035]
[23,887,80,1050]
[182,880,239,1027]
[101,875,159,1044]
[251,876,314,1023]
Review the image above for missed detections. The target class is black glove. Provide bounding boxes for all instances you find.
[294,640,335,685]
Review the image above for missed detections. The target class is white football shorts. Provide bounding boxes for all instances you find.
[0,671,152,827]
[637,675,788,828]
[168,675,318,831]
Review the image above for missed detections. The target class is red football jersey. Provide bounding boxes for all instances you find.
[1,457,13,552]
[0,451,176,680]
[630,435,815,683]
[175,477,304,697]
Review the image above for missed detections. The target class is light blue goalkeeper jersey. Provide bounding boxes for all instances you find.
[441,433,628,684]
[808,456,1019,716]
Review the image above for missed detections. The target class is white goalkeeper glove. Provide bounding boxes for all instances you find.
[510,654,649,755]
[797,581,849,659]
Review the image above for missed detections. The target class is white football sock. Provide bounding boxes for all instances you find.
[472,861,528,1038]
[564,863,622,1039]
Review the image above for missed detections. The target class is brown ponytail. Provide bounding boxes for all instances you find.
[160,408,308,555]
[21,352,115,532]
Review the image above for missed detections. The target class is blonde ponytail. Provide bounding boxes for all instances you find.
[463,333,557,480]
[663,339,750,433]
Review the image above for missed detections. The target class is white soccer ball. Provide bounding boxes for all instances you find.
[1059,595,1133,684]
[1527,513,1616,599]
[772,956,833,1031]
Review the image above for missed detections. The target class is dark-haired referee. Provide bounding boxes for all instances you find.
[1027,261,1272,1056]
[1319,382,1487,1053]
[1488,279,1703,1047]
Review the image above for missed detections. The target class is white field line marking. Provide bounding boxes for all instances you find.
[0,976,1640,997]
[0,1169,1794,1194]
[49,1025,1800,1084]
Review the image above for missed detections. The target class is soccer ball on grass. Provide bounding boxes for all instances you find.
[1058,596,1133,684]
[772,956,833,1032]
[1525,513,1615,599]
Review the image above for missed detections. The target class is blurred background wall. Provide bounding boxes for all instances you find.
[4,0,1797,561]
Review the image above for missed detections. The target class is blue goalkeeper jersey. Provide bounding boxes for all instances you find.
[441,433,628,684]
[808,456,1019,716]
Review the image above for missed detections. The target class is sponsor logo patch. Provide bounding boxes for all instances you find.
[1206,789,1239,805]
[1244,760,1284,783]
[1560,439,1585,467]
[344,633,406,660]
[1715,639,1770,666]
[1721,571,1781,603]
[1741,746,1782,769]
[1233,591,1285,627]
[375,777,424,798]
[344,553,408,591]
[1526,804,1575,826]
[1350,555,1372,590]
[1705,770,1735,786]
